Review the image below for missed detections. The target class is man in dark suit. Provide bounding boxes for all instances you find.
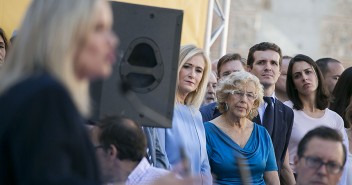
[247,42,295,184]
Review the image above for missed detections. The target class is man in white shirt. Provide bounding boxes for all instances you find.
[89,116,170,185]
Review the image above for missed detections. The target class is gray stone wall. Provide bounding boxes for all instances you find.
[210,0,352,67]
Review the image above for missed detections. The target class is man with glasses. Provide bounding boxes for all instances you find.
[295,126,346,185]
[88,116,173,185]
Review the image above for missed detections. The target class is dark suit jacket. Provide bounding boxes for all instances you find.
[199,102,221,122]
[0,74,101,185]
[252,99,293,172]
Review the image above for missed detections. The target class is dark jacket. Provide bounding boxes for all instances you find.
[0,73,101,185]
[252,99,294,172]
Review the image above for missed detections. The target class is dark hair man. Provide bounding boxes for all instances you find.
[89,116,169,184]
[247,42,295,184]
[316,58,345,94]
[295,126,346,185]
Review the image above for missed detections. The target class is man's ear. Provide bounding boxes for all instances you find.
[108,144,118,159]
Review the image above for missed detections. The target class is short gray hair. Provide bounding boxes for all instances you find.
[216,71,263,119]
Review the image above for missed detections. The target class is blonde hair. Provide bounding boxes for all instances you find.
[177,44,211,109]
[216,71,264,119]
[0,0,102,116]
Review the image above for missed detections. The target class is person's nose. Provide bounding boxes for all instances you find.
[302,73,308,81]
[105,31,119,50]
[188,68,196,79]
[108,31,118,49]
[239,93,249,102]
[209,85,215,94]
[316,163,328,176]
[264,62,272,71]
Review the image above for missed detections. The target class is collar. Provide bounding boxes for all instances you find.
[263,92,276,104]
[126,157,151,183]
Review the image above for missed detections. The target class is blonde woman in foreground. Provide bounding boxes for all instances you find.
[0,0,117,184]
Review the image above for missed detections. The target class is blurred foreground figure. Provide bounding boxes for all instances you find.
[0,0,117,184]
[89,116,201,185]
[295,126,346,185]
[89,116,170,185]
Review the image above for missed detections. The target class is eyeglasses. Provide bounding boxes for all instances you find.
[301,155,343,174]
[227,90,257,101]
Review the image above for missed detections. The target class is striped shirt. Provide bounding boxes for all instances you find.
[126,157,170,185]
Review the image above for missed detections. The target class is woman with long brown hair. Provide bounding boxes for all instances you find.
[285,54,348,183]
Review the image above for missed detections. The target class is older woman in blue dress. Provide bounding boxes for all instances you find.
[204,71,279,184]
[157,44,212,184]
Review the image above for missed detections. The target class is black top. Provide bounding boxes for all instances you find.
[199,102,221,122]
[0,73,101,185]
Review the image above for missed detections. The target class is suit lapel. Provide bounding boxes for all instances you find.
[273,99,284,139]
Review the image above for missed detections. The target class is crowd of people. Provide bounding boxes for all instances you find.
[0,0,351,185]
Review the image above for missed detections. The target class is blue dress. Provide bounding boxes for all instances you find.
[205,122,277,185]
[158,103,212,185]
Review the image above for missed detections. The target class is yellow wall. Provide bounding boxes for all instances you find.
[0,0,31,38]
[0,0,208,48]
[113,0,209,48]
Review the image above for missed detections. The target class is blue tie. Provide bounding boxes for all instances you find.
[262,97,274,135]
